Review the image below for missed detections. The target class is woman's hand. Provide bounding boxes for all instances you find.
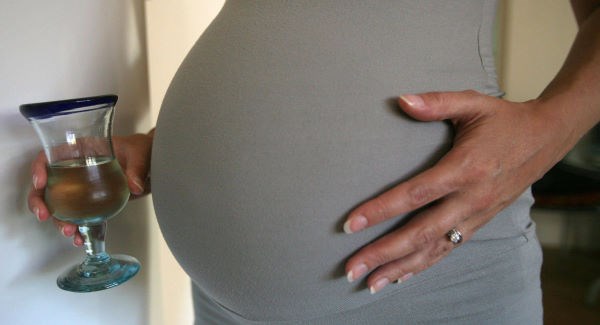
[343,90,580,294]
[27,131,154,246]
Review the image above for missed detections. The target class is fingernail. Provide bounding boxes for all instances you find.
[347,263,368,283]
[73,237,82,247]
[132,178,144,194]
[400,94,425,108]
[396,272,413,284]
[370,277,390,294]
[32,175,38,190]
[343,215,368,234]
[33,207,41,221]
[62,225,73,237]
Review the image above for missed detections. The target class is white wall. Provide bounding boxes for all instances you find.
[0,1,151,324]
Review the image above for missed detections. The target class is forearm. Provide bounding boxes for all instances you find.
[536,3,600,148]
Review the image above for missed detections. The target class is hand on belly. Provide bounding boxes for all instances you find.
[344,90,555,294]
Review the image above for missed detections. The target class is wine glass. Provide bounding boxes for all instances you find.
[20,94,141,292]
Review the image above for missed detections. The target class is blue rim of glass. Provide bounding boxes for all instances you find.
[20,94,118,120]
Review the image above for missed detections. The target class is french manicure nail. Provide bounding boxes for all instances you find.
[343,215,368,234]
[396,272,414,284]
[132,178,144,194]
[370,277,390,294]
[32,175,38,190]
[347,263,368,283]
[33,207,41,221]
[400,94,425,108]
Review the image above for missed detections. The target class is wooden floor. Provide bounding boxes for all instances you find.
[542,248,600,325]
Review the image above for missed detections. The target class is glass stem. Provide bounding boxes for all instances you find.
[78,222,111,276]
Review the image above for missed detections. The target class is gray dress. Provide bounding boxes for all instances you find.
[152,1,543,323]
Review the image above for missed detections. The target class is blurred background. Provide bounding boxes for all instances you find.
[0,1,597,324]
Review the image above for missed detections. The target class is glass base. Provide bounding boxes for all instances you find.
[57,253,141,293]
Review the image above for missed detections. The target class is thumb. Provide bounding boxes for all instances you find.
[115,134,152,197]
[124,159,149,196]
[31,150,48,191]
[398,90,492,122]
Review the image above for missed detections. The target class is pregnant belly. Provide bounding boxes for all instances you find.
[152,77,450,321]
[148,3,486,321]
[153,113,450,322]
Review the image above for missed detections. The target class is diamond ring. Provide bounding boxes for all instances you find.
[447,228,463,245]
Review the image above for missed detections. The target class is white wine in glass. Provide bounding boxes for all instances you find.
[46,157,129,225]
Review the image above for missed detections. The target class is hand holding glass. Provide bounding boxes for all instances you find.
[20,95,140,292]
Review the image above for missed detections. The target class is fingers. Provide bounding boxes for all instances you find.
[28,150,82,246]
[343,91,504,232]
[343,149,467,233]
[52,219,84,246]
[346,196,495,294]
[113,134,153,197]
[123,142,149,195]
[31,151,47,192]
[28,151,48,221]
[362,211,490,294]
[342,91,498,234]
[399,90,498,123]
[343,148,501,292]
[28,189,49,221]
[343,90,508,293]
[53,219,76,236]
[346,193,465,279]
[27,132,154,246]
[125,165,149,197]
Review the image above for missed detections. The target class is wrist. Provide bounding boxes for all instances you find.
[528,97,596,163]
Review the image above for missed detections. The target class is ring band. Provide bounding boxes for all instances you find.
[447,228,463,245]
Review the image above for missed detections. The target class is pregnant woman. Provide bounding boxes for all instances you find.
[29,1,600,324]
